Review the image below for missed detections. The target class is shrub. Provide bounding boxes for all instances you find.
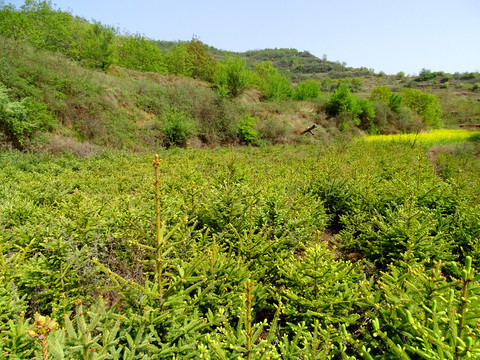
[0,84,35,147]
[257,117,291,144]
[238,115,258,145]
[115,34,167,73]
[402,88,443,128]
[355,98,376,132]
[261,73,292,101]
[292,79,320,100]
[369,86,393,103]
[253,61,292,101]
[326,85,355,118]
[416,68,439,82]
[216,56,251,98]
[388,93,403,113]
[163,83,241,146]
[161,109,195,148]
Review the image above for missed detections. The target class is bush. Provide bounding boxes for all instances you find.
[0,84,36,147]
[115,34,167,73]
[261,73,292,101]
[161,109,195,148]
[402,88,443,128]
[238,115,258,145]
[356,98,376,132]
[326,85,355,118]
[257,117,291,144]
[253,61,292,101]
[370,86,393,103]
[216,56,251,98]
[292,79,320,100]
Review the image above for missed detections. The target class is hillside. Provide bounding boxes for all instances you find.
[0,1,480,154]
[157,41,373,81]
[2,2,480,358]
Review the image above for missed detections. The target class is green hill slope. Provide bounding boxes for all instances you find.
[1,1,480,153]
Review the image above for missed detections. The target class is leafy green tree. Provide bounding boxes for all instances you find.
[0,2,30,40]
[402,88,443,128]
[80,21,116,69]
[185,38,218,82]
[253,61,292,100]
[326,84,356,117]
[262,73,292,100]
[416,68,444,82]
[164,42,193,76]
[253,60,278,82]
[293,79,320,100]
[356,98,376,131]
[370,86,403,113]
[370,86,393,103]
[115,33,167,73]
[164,38,218,82]
[216,55,251,98]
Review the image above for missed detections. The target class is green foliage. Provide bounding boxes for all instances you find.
[277,242,371,325]
[370,85,393,103]
[349,257,480,359]
[216,55,251,98]
[78,21,116,70]
[185,38,218,82]
[326,84,356,117]
[262,73,292,101]
[370,86,403,114]
[115,34,167,73]
[164,38,219,82]
[164,42,193,76]
[1,140,480,357]
[416,68,444,82]
[161,109,195,148]
[356,98,376,131]
[238,115,259,145]
[293,79,320,100]
[253,61,292,101]
[0,84,51,147]
[402,88,443,128]
[327,85,375,131]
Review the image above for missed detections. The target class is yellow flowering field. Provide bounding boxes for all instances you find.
[364,129,480,147]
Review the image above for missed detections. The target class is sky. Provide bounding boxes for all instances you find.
[6,0,480,75]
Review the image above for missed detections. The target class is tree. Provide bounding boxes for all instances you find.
[185,38,218,82]
[80,21,116,69]
[163,38,218,82]
[164,43,193,76]
[216,56,251,98]
[402,88,443,128]
[326,85,356,117]
[252,61,291,101]
[293,80,320,100]
[115,34,167,73]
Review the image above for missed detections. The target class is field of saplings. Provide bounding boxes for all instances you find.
[1,135,480,359]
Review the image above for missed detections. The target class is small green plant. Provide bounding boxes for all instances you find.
[161,109,195,148]
[238,115,258,145]
[0,84,34,147]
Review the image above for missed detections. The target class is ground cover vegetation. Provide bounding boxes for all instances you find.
[1,1,480,153]
[1,1,480,358]
[1,136,480,358]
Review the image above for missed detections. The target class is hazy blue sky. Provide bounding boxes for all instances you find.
[6,0,480,75]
